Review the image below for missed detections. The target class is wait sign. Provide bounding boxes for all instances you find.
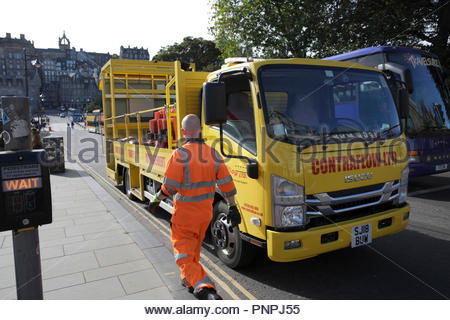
[2,177,43,192]
[0,150,52,232]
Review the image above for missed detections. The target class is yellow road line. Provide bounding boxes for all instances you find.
[202,264,240,300]
[78,162,255,300]
[200,253,257,300]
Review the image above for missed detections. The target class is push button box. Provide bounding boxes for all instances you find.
[0,150,52,232]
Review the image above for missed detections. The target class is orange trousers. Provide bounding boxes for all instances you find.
[171,220,215,294]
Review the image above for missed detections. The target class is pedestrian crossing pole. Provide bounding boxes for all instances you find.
[1,96,43,299]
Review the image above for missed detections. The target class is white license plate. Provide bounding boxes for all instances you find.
[435,164,448,171]
[351,223,372,248]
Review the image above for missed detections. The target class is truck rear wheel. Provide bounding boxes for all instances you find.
[211,201,256,268]
[123,168,135,200]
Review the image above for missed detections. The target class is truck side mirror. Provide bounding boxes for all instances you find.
[378,62,414,94]
[398,88,409,119]
[247,160,258,179]
[203,82,227,125]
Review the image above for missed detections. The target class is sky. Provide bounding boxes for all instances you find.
[0,0,213,57]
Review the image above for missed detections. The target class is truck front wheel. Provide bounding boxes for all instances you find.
[211,201,256,268]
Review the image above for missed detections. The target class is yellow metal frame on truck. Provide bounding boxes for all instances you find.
[101,59,208,198]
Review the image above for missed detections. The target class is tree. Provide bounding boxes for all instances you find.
[209,0,450,68]
[85,96,102,113]
[152,37,223,71]
[210,0,329,58]
[317,0,450,62]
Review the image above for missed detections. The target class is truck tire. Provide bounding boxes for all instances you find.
[123,168,135,200]
[211,201,256,268]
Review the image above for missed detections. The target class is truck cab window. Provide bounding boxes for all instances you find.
[223,91,257,155]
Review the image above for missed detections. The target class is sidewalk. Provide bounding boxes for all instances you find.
[0,161,194,300]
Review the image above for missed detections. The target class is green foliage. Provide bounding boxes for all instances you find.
[85,97,101,113]
[152,37,222,71]
[209,0,450,69]
[210,0,328,58]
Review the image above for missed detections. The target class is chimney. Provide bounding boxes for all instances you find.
[6,33,11,39]
[20,34,25,40]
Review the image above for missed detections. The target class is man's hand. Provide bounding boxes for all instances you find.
[148,196,161,214]
[149,189,169,214]
[227,204,241,227]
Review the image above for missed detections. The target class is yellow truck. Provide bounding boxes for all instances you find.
[101,58,410,268]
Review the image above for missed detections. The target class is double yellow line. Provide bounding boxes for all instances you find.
[78,162,256,300]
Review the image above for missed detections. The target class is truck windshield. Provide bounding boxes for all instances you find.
[386,52,450,136]
[258,65,401,144]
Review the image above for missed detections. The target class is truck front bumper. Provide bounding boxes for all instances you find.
[266,204,410,262]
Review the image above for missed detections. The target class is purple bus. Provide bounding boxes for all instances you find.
[326,47,450,176]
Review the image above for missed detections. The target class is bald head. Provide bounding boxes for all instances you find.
[181,114,201,139]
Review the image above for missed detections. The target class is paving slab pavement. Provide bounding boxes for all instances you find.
[0,161,194,300]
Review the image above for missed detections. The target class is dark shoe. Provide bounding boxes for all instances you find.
[181,281,194,294]
[196,287,223,300]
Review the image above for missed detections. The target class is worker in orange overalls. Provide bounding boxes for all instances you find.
[149,114,240,300]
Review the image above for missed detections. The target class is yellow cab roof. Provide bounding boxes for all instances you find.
[208,57,380,81]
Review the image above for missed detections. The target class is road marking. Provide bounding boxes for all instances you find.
[78,161,256,300]
[202,264,240,300]
[408,184,450,197]
[200,254,257,300]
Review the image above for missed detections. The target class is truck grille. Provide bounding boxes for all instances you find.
[308,201,398,228]
[327,183,385,198]
[306,181,399,217]
[330,196,380,211]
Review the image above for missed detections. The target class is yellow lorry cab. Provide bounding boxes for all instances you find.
[101,58,410,268]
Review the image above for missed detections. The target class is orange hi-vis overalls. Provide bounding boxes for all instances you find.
[161,139,236,294]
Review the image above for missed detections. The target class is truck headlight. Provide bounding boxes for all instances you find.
[271,175,307,227]
[394,166,409,206]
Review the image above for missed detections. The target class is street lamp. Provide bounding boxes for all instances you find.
[39,93,46,112]
[23,48,42,98]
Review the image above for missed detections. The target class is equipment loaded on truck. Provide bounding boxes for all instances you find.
[100,58,411,267]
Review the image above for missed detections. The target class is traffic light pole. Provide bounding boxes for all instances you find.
[1,96,43,299]
[12,228,43,299]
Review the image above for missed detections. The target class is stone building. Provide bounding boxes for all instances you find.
[36,32,111,110]
[0,32,111,111]
[1,32,153,112]
[0,33,42,110]
[120,45,149,60]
